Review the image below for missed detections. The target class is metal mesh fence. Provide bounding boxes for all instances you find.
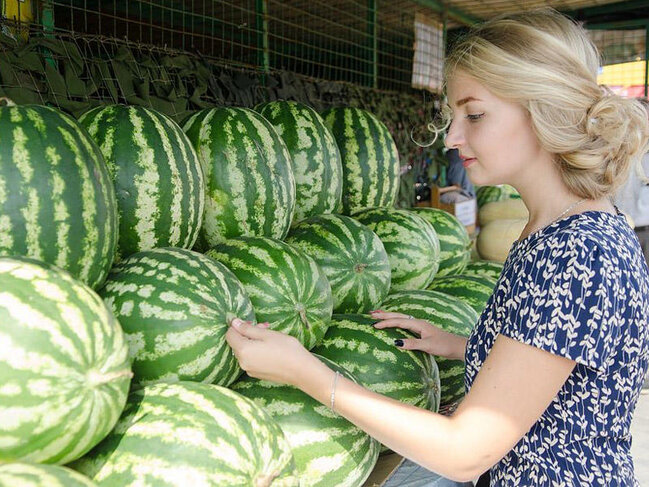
[20,0,444,93]
[590,28,648,98]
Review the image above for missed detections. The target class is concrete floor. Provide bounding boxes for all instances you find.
[632,390,649,485]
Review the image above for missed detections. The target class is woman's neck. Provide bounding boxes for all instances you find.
[512,164,614,241]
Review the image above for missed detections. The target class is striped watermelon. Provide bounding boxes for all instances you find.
[353,208,440,291]
[232,355,379,487]
[0,257,131,464]
[0,104,117,289]
[286,214,390,314]
[427,275,496,315]
[0,463,98,487]
[410,208,471,277]
[79,105,205,260]
[255,101,343,222]
[71,382,298,486]
[476,184,520,208]
[183,107,296,248]
[312,314,440,412]
[99,247,255,387]
[462,260,504,282]
[380,290,478,406]
[321,107,400,215]
[206,237,332,349]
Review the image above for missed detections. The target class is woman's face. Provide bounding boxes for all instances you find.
[445,71,547,187]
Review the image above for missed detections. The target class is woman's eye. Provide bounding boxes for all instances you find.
[465,113,485,122]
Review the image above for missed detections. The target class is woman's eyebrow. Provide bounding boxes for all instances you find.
[454,96,482,107]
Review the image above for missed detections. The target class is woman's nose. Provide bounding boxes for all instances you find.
[444,120,464,149]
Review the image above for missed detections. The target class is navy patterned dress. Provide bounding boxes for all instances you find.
[465,210,649,486]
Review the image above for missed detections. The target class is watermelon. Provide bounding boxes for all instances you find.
[321,107,400,215]
[380,290,478,406]
[353,207,440,291]
[286,214,390,314]
[99,247,255,387]
[71,382,298,486]
[410,208,471,277]
[0,103,117,289]
[206,237,332,349]
[0,257,131,464]
[232,355,379,487]
[255,101,343,222]
[427,275,496,315]
[0,463,98,487]
[79,105,205,260]
[462,260,504,282]
[183,107,296,247]
[476,184,520,208]
[312,314,440,412]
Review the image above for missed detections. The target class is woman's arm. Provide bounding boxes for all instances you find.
[227,321,575,482]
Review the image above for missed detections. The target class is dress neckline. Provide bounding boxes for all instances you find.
[511,208,624,252]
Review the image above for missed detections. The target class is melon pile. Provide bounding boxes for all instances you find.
[0,100,502,486]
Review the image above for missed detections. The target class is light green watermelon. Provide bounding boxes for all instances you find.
[183,107,296,248]
[286,214,391,313]
[99,247,255,387]
[0,104,117,289]
[206,237,332,349]
[380,290,478,407]
[353,207,440,291]
[0,257,131,464]
[427,274,496,315]
[476,184,520,208]
[0,463,98,487]
[462,260,504,282]
[255,100,343,222]
[321,107,400,215]
[410,208,471,277]
[232,355,379,487]
[70,382,298,486]
[312,314,440,412]
[79,105,205,260]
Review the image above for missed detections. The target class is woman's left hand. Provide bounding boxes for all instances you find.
[225,318,317,386]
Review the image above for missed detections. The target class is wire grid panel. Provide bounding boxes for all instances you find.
[43,0,442,92]
[590,29,647,98]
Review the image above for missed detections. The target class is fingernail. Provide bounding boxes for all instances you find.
[231,318,242,328]
[394,339,404,347]
[258,322,270,328]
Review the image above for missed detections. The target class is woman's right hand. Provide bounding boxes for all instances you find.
[369,310,467,360]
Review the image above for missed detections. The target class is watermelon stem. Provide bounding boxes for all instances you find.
[0,97,16,107]
[86,369,134,388]
[354,263,367,273]
[255,470,280,487]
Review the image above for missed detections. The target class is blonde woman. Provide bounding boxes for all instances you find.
[227,9,649,486]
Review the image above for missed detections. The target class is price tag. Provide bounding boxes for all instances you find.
[454,199,476,227]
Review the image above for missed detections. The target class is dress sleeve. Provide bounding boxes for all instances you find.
[499,234,621,372]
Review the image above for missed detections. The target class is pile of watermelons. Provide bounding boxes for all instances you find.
[0,99,504,486]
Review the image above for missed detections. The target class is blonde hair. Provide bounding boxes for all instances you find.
[438,8,649,198]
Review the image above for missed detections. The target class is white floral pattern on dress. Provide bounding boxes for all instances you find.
[465,211,649,486]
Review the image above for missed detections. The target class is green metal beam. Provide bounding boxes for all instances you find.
[410,0,480,27]
[564,0,649,19]
[586,19,649,30]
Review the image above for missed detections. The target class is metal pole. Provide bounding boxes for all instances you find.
[645,24,648,97]
[255,0,269,84]
[367,0,378,88]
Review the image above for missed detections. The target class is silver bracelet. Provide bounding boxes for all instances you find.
[330,371,341,411]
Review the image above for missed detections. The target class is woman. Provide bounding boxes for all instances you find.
[227,9,649,486]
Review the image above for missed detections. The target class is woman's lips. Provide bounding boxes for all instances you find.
[462,157,476,168]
